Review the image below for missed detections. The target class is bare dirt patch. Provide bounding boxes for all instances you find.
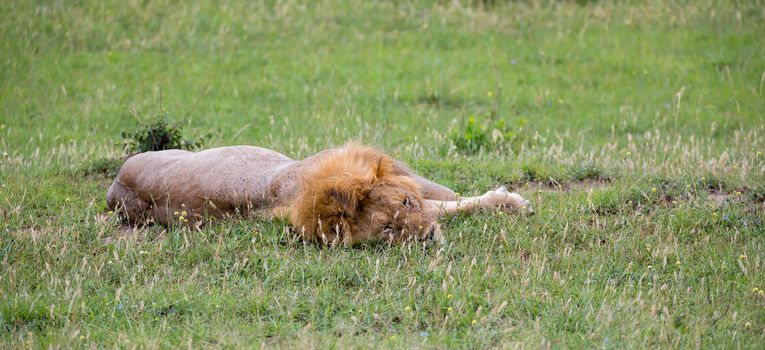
[511,178,611,192]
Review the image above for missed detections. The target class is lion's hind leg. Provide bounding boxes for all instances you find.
[393,160,458,201]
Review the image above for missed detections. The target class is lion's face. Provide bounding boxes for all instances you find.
[291,144,442,246]
[346,181,440,244]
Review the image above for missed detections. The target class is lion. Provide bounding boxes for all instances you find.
[106,142,532,245]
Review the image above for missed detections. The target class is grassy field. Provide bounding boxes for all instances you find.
[2,0,765,348]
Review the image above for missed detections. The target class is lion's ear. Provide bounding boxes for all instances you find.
[373,156,396,179]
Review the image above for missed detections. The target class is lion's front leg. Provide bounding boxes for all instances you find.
[424,186,532,218]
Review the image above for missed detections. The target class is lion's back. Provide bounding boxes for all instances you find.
[114,146,295,208]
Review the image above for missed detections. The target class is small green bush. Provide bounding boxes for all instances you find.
[120,113,213,154]
[451,115,525,154]
[76,113,214,177]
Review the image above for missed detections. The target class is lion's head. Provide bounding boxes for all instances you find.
[291,143,441,246]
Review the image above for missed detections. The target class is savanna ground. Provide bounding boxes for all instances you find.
[2,0,765,348]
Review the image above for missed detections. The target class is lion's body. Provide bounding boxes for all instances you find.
[108,146,333,224]
[107,143,531,245]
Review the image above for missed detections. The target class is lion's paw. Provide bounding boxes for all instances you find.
[483,186,533,213]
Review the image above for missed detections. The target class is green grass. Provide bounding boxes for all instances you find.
[2,0,765,347]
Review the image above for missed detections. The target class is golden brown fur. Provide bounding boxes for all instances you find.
[292,144,435,245]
